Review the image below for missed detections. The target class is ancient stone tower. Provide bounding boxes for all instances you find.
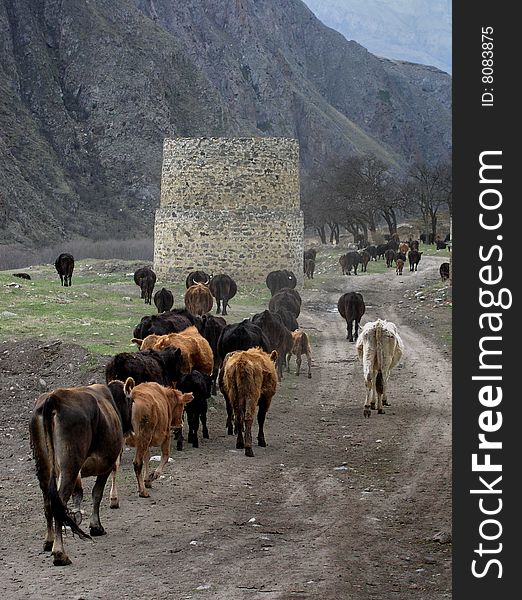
[154,137,304,283]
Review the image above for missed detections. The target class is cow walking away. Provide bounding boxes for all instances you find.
[268,288,301,319]
[55,253,74,287]
[105,347,183,388]
[251,310,293,381]
[286,330,312,378]
[385,249,396,268]
[176,370,213,449]
[440,262,450,281]
[396,258,405,275]
[209,273,237,316]
[134,267,156,304]
[304,258,315,279]
[408,250,422,272]
[185,283,213,315]
[123,379,193,497]
[133,309,197,339]
[154,288,174,313]
[29,380,133,565]
[266,269,297,296]
[220,348,278,457]
[337,292,366,342]
[356,319,403,417]
[185,271,210,288]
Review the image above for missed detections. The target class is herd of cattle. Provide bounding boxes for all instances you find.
[28,239,449,565]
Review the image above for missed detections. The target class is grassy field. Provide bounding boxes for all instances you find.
[0,260,271,355]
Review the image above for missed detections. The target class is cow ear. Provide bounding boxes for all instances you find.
[124,377,135,395]
[270,350,278,362]
[182,392,193,404]
[131,338,143,348]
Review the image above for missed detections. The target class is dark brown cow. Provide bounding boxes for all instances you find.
[359,250,370,272]
[266,270,297,296]
[220,347,278,457]
[385,249,396,268]
[251,310,293,381]
[268,288,301,319]
[185,271,210,288]
[133,309,196,339]
[408,250,423,272]
[337,292,366,342]
[29,380,133,566]
[176,369,213,449]
[105,347,183,387]
[185,283,213,315]
[304,258,315,279]
[209,274,237,316]
[154,288,174,313]
[396,258,405,275]
[193,314,227,395]
[134,267,156,305]
[440,262,450,281]
[54,253,74,287]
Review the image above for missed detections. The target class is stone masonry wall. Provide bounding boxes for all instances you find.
[154,137,304,283]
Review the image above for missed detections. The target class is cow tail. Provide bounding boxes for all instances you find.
[42,395,91,541]
[375,322,384,396]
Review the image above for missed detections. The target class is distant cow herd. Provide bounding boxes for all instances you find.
[29,244,447,566]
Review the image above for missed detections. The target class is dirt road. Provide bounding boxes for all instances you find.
[0,255,451,599]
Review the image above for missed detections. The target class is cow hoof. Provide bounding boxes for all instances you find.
[110,499,119,509]
[236,441,244,449]
[227,428,233,436]
[192,441,199,448]
[144,479,153,488]
[378,409,385,415]
[307,373,312,379]
[245,448,254,457]
[203,430,209,439]
[258,439,267,447]
[383,400,390,406]
[139,490,151,498]
[89,525,106,537]
[53,552,72,566]
[176,444,183,451]
[370,403,376,410]
[363,408,371,418]
[43,541,53,552]
[72,510,83,526]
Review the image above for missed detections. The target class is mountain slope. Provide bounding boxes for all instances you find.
[0,0,451,246]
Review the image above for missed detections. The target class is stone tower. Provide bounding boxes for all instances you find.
[154,137,304,283]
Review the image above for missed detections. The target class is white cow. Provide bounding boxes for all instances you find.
[355,319,404,417]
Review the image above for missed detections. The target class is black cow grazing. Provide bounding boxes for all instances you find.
[340,251,360,275]
[440,262,450,281]
[154,288,174,313]
[436,240,447,250]
[274,307,299,331]
[55,253,74,287]
[133,308,196,339]
[134,267,156,305]
[408,250,423,272]
[376,244,388,260]
[268,288,301,319]
[266,269,297,296]
[105,347,183,387]
[359,250,370,272]
[385,249,396,268]
[193,313,227,395]
[176,370,213,449]
[13,272,31,280]
[186,271,210,288]
[337,292,366,342]
[217,320,271,374]
[209,273,237,316]
[304,258,315,279]
[251,310,293,380]
[29,380,133,566]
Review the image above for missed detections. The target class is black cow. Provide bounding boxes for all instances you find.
[185,271,210,288]
[209,274,237,316]
[133,309,197,339]
[436,240,447,250]
[337,292,366,342]
[420,233,427,244]
[216,320,271,375]
[366,245,378,261]
[176,370,213,449]
[376,244,388,260]
[359,250,370,272]
[387,239,400,252]
[341,251,360,275]
[303,249,317,273]
[408,250,423,272]
[193,313,227,395]
[395,251,407,262]
[105,347,183,387]
[55,253,74,287]
[274,308,299,331]
[410,240,420,251]
[440,262,450,281]
[444,233,451,243]
[251,310,293,380]
[385,249,396,268]
[154,288,174,313]
[13,273,31,280]
[304,258,315,279]
[268,288,301,318]
[134,267,156,305]
[266,269,297,296]
[30,380,133,565]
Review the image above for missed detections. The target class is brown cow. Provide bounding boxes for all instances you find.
[399,242,409,254]
[29,380,133,566]
[123,379,193,498]
[286,330,312,378]
[132,326,213,376]
[185,283,213,315]
[396,258,405,275]
[220,347,278,457]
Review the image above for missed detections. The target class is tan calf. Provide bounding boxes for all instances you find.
[220,347,278,457]
[396,258,405,275]
[286,330,312,378]
[123,379,193,497]
[132,326,213,376]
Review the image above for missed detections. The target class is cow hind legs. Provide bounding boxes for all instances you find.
[89,472,110,537]
[244,418,254,457]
